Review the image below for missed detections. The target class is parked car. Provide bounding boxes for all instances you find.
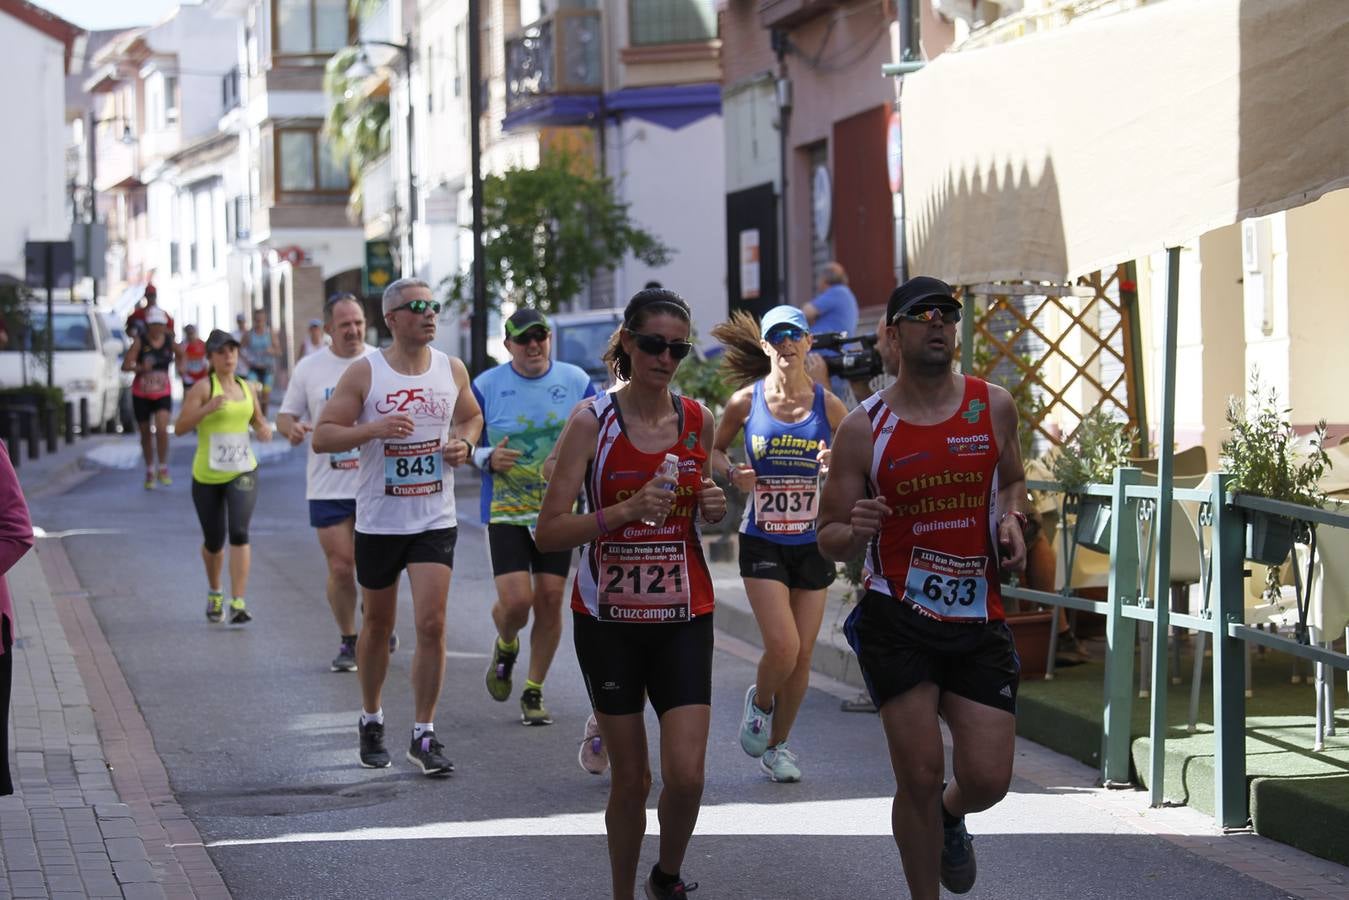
[550,308,622,394]
[0,303,124,432]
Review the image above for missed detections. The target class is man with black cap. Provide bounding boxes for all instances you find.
[817,276,1028,899]
[472,308,595,726]
[314,277,483,777]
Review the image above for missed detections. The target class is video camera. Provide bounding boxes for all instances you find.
[811,332,883,382]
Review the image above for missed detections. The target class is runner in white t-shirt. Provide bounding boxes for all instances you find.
[277,294,397,672]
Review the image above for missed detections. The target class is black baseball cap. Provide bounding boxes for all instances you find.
[205,329,240,353]
[504,308,550,338]
[886,276,960,324]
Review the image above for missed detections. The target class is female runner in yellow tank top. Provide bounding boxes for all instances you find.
[174,329,273,625]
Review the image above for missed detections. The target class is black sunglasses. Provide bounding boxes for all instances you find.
[392,299,442,316]
[511,328,550,345]
[627,329,694,360]
[893,305,960,325]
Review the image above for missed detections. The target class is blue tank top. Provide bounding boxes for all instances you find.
[740,381,831,545]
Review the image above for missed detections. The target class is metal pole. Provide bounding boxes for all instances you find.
[45,243,55,389]
[1211,472,1249,827]
[1101,467,1142,785]
[1147,245,1181,807]
[24,409,40,460]
[468,0,488,376]
[44,400,58,453]
[403,36,417,273]
[64,401,74,444]
[78,397,89,436]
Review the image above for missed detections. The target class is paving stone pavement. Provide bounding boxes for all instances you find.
[1,541,229,899]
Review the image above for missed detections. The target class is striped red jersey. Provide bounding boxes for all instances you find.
[571,391,715,622]
[860,376,1006,622]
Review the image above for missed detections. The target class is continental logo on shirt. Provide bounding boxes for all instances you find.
[751,434,825,461]
[947,434,991,456]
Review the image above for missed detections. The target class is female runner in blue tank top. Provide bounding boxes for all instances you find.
[711,305,847,783]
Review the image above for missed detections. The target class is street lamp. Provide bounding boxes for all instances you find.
[82,115,136,299]
[345,37,417,273]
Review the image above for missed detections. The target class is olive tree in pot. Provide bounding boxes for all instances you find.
[1051,409,1137,554]
[1221,375,1331,567]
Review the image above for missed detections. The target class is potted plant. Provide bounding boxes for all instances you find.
[1051,409,1137,553]
[1221,374,1331,566]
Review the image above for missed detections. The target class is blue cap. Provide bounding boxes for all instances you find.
[759,305,808,337]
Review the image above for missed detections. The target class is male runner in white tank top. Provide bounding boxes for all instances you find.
[314,278,483,777]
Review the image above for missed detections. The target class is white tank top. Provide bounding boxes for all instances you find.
[355,348,459,535]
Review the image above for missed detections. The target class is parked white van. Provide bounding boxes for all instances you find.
[0,303,124,431]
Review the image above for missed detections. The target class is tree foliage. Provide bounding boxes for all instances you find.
[445,151,672,314]
[323,46,392,218]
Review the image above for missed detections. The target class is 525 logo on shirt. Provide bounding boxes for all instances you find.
[376,388,428,414]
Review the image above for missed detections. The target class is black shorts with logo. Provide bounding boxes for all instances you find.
[488,523,572,578]
[573,611,714,717]
[844,589,1019,714]
[737,532,837,590]
[354,526,457,590]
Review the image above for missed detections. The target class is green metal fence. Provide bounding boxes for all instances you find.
[1007,469,1349,829]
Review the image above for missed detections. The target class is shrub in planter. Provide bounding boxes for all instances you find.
[1051,409,1136,553]
[1221,374,1331,567]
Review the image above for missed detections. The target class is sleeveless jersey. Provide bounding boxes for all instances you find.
[354,348,459,535]
[861,376,1006,622]
[571,392,715,622]
[182,340,208,385]
[244,329,274,371]
[740,381,830,545]
[132,336,174,399]
[191,373,257,484]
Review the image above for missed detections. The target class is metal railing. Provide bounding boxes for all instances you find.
[1006,467,1349,829]
[504,10,603,116]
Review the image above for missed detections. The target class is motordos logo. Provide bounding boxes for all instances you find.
[947,434,991,456]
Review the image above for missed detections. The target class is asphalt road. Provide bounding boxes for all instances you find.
[26,436,1295,899]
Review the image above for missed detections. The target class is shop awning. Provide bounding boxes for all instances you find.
[901,0,1349,284]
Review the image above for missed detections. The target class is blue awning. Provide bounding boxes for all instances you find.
[501,83,721,133]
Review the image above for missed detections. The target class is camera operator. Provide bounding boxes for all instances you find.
[803,263,860,404]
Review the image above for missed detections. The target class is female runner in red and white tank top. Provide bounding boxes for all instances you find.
[536,288,726,900]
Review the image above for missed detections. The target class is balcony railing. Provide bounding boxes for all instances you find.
[505,10,603,116]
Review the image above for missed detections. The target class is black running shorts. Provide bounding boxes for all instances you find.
[844,589,1019,714]
[132,395,172,422]
[488,523,572,578]
[354,526,458,590]
[737,532,837,590]
[572,611,713,717]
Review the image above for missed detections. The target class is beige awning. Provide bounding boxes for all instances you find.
[902,0,1349,285]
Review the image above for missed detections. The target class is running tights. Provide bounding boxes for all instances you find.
[2,615,14,795]
[191,474,259,553]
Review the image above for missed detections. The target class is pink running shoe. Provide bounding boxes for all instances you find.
[578,713,608,775]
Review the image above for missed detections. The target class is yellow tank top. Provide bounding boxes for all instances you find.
[191,373,258,484]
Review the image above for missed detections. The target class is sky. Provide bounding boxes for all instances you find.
[35,0,187,30]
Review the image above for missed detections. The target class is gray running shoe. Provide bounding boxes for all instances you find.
[738,685,772,758]
[358,720,390,768]
[331,638,357,672]
[519,687,553,726]
[760,743,801,783]
[407,731,454,777]
[940,815,977,894]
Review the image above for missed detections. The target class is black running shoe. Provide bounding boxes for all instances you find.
[519,687,553,726]
[331,638,357,672]
[358,719,391,768]
[228,597,252,626]
[407,731,454,776]
[940,815,977,894]
[644,872,698,899]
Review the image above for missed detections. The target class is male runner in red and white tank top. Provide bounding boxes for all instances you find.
[819,276,1028,900]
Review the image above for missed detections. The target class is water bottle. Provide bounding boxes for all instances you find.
[642,452,681,527]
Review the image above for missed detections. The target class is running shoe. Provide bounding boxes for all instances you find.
[358,719,391,768]
[407,731,454,776]
[519,687,553,726]
[578,713,608,775]
[760,742,801,783]
[644,871,698,899]
[143,473,155,490]
[157,468,172,486]
[228,597,252,626]
[738,685,772,758]
[331,638,357,672]
[940,814,978,894]
[485,639,518,702]
[205,591,224,624]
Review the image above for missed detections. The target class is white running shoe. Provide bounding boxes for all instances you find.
[578,713,608,775]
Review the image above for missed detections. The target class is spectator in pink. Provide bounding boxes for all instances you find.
[0,440,35,795]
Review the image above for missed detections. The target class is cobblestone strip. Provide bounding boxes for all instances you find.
[1012,736,1349,899]
[37,539,232,900]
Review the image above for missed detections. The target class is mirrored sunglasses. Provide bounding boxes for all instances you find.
[628,330,694,360]
[766,326,807,345]
[894,305,960,325]
[393,299,442,315]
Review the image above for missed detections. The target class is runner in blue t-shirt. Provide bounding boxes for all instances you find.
[472,308,594,727]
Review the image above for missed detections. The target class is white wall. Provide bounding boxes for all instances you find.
[0,15,69,277]
[609,114,727,345]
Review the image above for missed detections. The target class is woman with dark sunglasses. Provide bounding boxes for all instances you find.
[536,287,726,900]
[709,305,847,783]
